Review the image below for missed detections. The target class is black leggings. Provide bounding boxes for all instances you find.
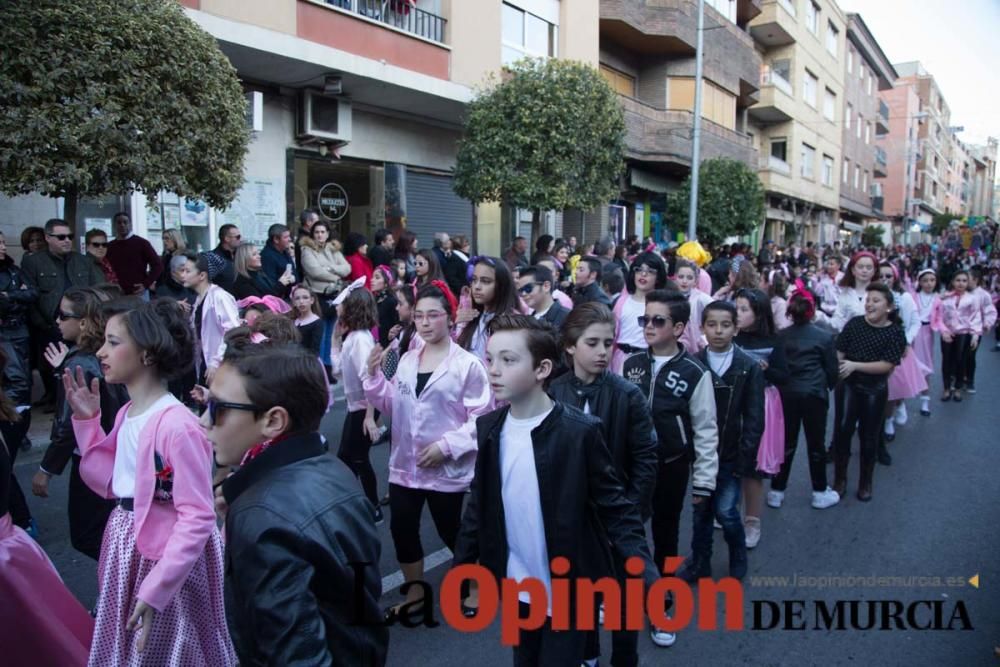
[834,381,887,470]
[1,415,32,528]
[388,483,465,564]
[69,455,115,560]
[773,393,828,493]
[963,334,980,387]
[650,455,690,570]
[338,409,379,507]
[941,334,972,390]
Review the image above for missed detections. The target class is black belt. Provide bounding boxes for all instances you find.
[617,343,647,355]
[118,498,134,511]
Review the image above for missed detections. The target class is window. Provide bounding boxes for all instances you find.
[822,155,834,186]
[806,1,819,35]
[705,0,737,23]
[857,113,863,138]
[863,170,868,192]
[502,3,557,66]
[801,143,815,179]
[600,64,635,97]
[843,158,850,184]
[771,138,788,162]
[865,122,871,145]
[854,164,860,189]
[859,63,865,81]
[667,77,737,130]
[867,72,873,95]
[846,103,853,129]
[823,88,836,121]
[826,22,839,57]
[803,70,818,108]
[847,48,854,74]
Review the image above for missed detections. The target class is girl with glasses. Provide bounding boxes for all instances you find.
[62,298,236,665]
[610,251,669,373]
[363,281,493,620]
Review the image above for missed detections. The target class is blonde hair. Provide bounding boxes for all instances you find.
[234,242,259,279]
[162,228,186,255]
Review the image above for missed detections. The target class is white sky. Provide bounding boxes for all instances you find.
[837,0,1000,146]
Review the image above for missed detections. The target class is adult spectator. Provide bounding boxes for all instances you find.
[160,228,186,273]
[432,232,450,268]
[757,240,775,268]
[393,230,418,282]
[210,223,241,291]
[438,236,469,298]
[595,235,616,269]
[155,254,196,306]
[0,231,37,366]
[295,208,320,280]
[503,236,529,272]
[20,227,45,257]
[573,255,612,307]
[451,234,471,263]
[516,265,568,329]
[567,235,578,254]
[21,219,104,405]
[105,212,162,296]
[84,229,117,284]
[601,265,625,306]
[369,228,395,269]
[531,234,554,265]
[260,223,295,297]
[343,232,374,285]
[233,242,291,299]
[299,220,351,373]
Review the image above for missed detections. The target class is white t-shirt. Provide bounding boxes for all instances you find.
[706,346,735,377]
[111,393,182,499]
[500,408,553,613]
[652,352,676,379]
[617,296,647,348]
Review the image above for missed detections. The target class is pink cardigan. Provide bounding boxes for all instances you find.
[73,403,217,612]
[363,340,493,493]
[192,285,241,373]
[931,291,984,336]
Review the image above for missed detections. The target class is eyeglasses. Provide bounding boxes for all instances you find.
[230,234,242,241]
[57,311,81,321]
[638,315,671,329]
[47,233,72,241]
[89,242,108,248]
[413,310,447,322]
[517,282,542,296]
[633,266,656,277]
[206,398,259,426]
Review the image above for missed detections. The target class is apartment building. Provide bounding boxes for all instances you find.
[597,0,762,244]
[875,80,920,225]
[839,14,895,233]
[967,139,997,219]
[747,0,846,247]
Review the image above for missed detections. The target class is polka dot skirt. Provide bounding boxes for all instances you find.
[88,507,236,666]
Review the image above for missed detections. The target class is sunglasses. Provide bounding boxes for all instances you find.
[206,398,259,426]
[57,311,81,321]
[89,241,108,248]
[638,315,671,329]
[47,233,73,241]
[517,282,541,296]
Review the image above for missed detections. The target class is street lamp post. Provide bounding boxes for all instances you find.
[687,0,705,242]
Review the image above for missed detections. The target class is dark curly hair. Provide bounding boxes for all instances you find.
[102,297,194,381]
[225,312,302,350]
[338,288,377,333]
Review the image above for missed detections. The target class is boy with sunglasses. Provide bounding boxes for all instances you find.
[622,290,718,650]
[516,265,569,329]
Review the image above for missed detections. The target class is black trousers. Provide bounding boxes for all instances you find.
[1,414,31,528]
[582,548,639,667]
[338,408,380,507]
[941,334,972,390]
[512,601,587,667]
[833,381,887,478]
[773,393,829,493]
[963,334,980,387]
[69,455,115,559]
[387,483,464,564]
[650,454,690,571]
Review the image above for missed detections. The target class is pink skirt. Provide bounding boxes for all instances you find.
[756,386,785,475]
[0,514,94,666]
[912,324,935,377]
[89,507,236,667]
[888,347,930,401]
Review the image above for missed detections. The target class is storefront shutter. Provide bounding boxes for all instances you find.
[405,171,474,245]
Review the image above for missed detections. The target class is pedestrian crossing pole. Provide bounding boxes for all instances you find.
[687,0,705,242]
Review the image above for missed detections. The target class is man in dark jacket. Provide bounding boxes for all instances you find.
[680,300,765,583]
[1,338,33,530]
[260,223,294,298]
[0,234,37,366]
[572,256,612,308]
[205,344,387,667]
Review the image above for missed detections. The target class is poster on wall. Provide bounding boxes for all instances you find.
[182,199,209,227]
[84,217,112,236]
[218,177,281,245]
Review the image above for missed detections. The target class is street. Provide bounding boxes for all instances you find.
[16,350,1000,666]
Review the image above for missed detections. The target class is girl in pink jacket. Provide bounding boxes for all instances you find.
[931,269,983,402]
[65,299,235,666]
[363,281,493,619]
[179,251,240,386]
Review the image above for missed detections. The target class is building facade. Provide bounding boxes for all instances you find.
[747,0,846,247]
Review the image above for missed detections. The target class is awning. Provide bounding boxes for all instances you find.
[629,168,674,194]
[840,221,864,232]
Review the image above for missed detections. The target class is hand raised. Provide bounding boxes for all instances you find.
[44,341,70,370]
[62,366,100,420]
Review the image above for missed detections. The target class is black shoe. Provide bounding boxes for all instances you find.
[877,443,892,466]
[952,390,963,402]
[729,544,748,581]
[675,555,712,584]
[884,431,895,442]
[920,406,931,416]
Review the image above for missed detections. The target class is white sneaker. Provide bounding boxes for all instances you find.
[884,419,895,437]
[713,519,723,530]
[744,517,761,549]
[650,627,677,647]
[766,490,784,509]
[894,403,908,425]
[811,487,840,509]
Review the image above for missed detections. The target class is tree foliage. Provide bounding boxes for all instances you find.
[0,0,249,220]
[861,225,885,248]
[665,157,765,245]
[930,212,962,237]
[453,58,625,218]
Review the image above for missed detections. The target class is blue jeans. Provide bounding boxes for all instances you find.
[691,463,744,560]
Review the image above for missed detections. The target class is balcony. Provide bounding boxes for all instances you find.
[874,147,888,177]
[748,67,794,123]
[759,154,792,176]
[320,0,446,43]
[618,95,757,170]
[876,100,890,135]
[871,195,884,215]
[748,0,797,47]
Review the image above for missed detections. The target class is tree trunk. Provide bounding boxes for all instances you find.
[530,208,541,247]
[62,186,79,229]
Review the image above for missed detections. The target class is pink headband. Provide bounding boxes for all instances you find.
[375,264,395,286]
[236,295,291,315]
[849,250,878,269]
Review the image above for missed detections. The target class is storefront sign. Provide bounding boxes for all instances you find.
[318,183,350,222]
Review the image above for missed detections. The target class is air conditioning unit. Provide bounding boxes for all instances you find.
[297,90,352,146]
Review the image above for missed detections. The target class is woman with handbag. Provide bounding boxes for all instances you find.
[299,220,351,376]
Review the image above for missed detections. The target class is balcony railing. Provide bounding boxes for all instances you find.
[875,147,887,167]
[324,0,447,43]
[760,67,793,97]
[759,154,792,175]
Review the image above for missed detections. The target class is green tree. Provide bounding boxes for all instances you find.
[665,157,765,245]
[0,0,249,225]
[453,58,625,240]
[860,225,885,248]
[930,212,962,237]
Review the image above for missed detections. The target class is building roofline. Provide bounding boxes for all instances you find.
[846,13,897,89]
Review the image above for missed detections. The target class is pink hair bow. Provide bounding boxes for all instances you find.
[236,295,291,315]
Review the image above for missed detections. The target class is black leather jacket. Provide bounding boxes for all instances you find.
[1,339,30,407]
[548,371,657,519]
[778,323,838,401]
[454,403,659,590]
[0,257,37,331]
[222,432,387,667]
[20,250,105,329]
[696,346,765,476]
[572,281,612,308]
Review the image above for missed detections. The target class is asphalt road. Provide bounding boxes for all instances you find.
[15,347,1000,666]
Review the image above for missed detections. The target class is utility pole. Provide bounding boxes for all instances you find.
[687,0,705,242]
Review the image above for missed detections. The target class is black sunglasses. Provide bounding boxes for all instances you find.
[57,311,81,321]
[638,315,671,329]
[89,241,108,248]
[47,233,73,241]
[517,282,541,295]
[207,398,259,426]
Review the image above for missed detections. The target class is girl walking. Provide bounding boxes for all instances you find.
[912,269,939,416]
[290,284,323,357]
[179,251,241,386]
[880,262,928,453]
[65,298,235,665]
[371,265,399,348]
[932,270,984,402]
[611,251,668,372]
[674,259,714,355]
